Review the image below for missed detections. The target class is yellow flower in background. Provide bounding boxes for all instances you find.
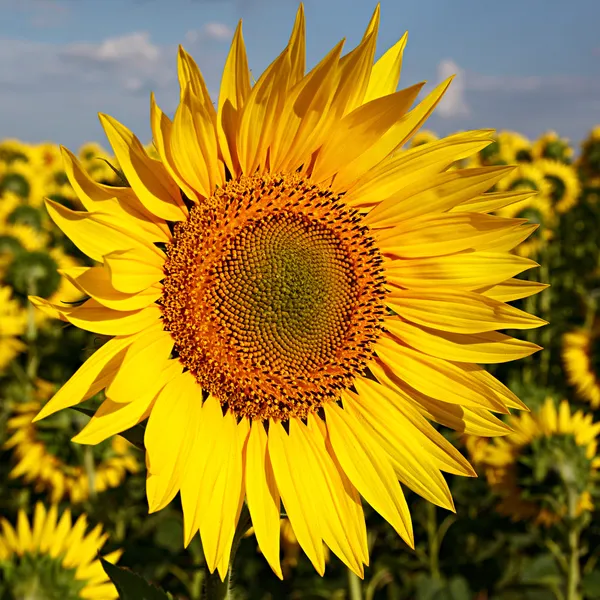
[29,142,63,171]
[577,125,600,186]
[496,131,532,164]
[0,138,30,165]
[0,160,45,205]
[0,503,121,599]
[0,286,27,373]
[5,381,139,503]
[409,130,438,148]
[532,130,574,163]
[495,192,556,258]
[31,4,546,580]
[537,158,581,213]
[563,325,600,408]
[495,162,551,197]
[480,398,600,526]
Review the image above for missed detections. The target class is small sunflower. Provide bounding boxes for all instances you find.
[0,503,120,599]
[577,126,600,187]
[5,381,139,503]
[495,192,556,258]
[29,141,63,171]
[495,163,551,197]
[0,139,30,165]
[0,285,27,373]
[496,131,532,164]
[32,5,545,579]
[563,325,600,408]
[536,158,581,214]
[480,398,600,526]
[409,130,438,148]
[0,160,44,205]
[532,130,573,164]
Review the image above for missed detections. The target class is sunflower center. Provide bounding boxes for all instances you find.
[161,173,387,421]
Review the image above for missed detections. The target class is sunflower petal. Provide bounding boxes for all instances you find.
[363,32,408,103]
[104,246,165,294]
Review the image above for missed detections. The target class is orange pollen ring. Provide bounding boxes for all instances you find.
[160,173,387,421]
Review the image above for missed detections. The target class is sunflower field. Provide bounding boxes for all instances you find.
[2,6,600,600]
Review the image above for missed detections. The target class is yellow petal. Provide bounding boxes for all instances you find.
[363,32,408,103]
[171,86,224,199]
[104,246,165,294]
[269,40,344,173]
[478,278,549,302]
[150,93,199,202]
[59,266,162,312]
[450,190,538,214]
[45,200,162,264]
[364,166,514,227]
[33,335,135,422]
[236,44,291,175]
[292,418,367,576]
[324,402,414,548]
[268,420,326,575]
[217,21,251,179]
[345,131,493,208]
[386,288,546,333]
[145,371,202,511]
[376,213,525,258]
[287,4,306,85]
[177,45,216,115]
[384,316,541,364]
[245,421,283,579]
[311,82,425,186]
[99,113,187,221]
[375,335,508,413]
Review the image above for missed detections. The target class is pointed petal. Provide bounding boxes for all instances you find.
[104,246,164,294]
[363,32,408,103]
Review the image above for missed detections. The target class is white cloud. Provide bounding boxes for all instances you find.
[203,22,234,41]
[0,31,228,147]
[435,59,470,118]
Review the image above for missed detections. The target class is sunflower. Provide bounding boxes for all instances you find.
[563,325,600,408]
[479,398,600,526]
[5,380,139,503]
[532,130,573,164]
[578,126,600,186]
[496,131,532,164]
[31,5,546,580]
[0,160,44,205]
[536,158,581,214]
[495,162,551,197]
[0,285,27,373]
[409,130,438,148]
[495,192,556,258]
[0,138,30,165]
[0,502,120,599]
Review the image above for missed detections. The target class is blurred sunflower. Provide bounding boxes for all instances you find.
[0,502,121,599]
[29,141,63,171]
[0,286,27,373]
[495,192,555,258]
[32,5,546,579]
[537,158,581,214]
[409,130,438,148]
[0,160,44,204]
[495,162,551,199]
[563,325,600,408]
[577,126,600,187]
[0,138,30,166]
[5,380,139,503]
[479,398,599,526]
[532,130,573,164]
[497,131,532,164]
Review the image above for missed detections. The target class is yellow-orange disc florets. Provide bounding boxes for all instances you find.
[161,174,387,420]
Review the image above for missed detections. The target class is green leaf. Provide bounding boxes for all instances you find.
[70,407,145,450]
[519,554,562,586]
[100,557,171,600]
[582,570,600,599]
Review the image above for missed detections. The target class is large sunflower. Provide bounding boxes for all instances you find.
[479,398,600,526]
[0,503,120,599]
[563,325,600,408]
[5,381,139,503]
[31,5,546,579]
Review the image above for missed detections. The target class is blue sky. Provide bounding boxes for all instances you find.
[1,0,599,151]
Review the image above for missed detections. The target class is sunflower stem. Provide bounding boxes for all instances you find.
[84,445,97,500]
[558,460,582,600]
[426,502,441,580]
[347,568,363,600]
[203,505,251,600]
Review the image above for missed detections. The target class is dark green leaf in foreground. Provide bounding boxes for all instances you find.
[100,557,172,600]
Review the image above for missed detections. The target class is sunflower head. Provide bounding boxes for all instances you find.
[563,325,600,408]
[480,398,600,526]
[536,158,581,214]
[30,4,546,580]
[532,131,573,164]
[0,139,30,166]
[0,503,120,600]
[577,126,600,186]
[5,381,139,503]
